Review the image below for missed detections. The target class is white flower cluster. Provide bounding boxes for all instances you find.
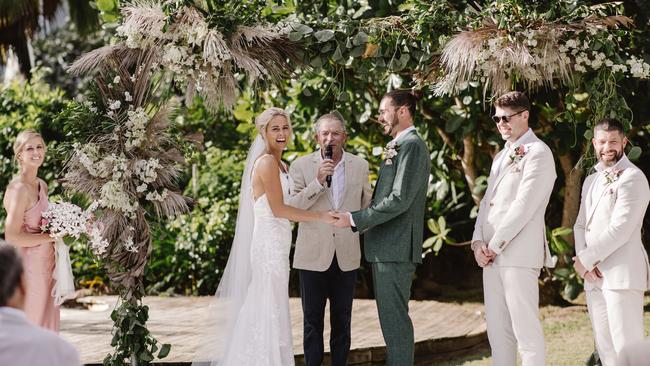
[146,189,169,202]
[439,24,650,96]
[123,233,138,253]
[124,107,149,151]
[41,202,93,239]
[100,180,139,218]
[75,143,101,177]
[134,158,161,192]
[626,56,650,78]
[71,142,166,219]
[116,3,286,107]
[41,201,111,257]
[88,222,109,256]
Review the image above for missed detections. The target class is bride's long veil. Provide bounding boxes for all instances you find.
[192,135,266,366]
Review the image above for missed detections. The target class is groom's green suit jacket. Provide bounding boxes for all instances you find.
[351,130,430,264]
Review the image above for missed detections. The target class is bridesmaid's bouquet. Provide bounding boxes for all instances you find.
[41,201,93,239]
[41,201,97,306]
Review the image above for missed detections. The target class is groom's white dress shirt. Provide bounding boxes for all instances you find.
[472,128,556,366]
[0,306,81,366]
[574,154,650,366]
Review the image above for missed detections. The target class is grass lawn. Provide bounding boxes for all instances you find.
[432,297,650,366]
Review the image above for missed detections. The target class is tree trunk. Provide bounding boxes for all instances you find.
[461,134,480,205]
[558,153,583,245]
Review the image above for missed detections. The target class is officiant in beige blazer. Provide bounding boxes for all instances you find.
[288,113,371,366]
[573,118,650,366]
[471,91,556,366]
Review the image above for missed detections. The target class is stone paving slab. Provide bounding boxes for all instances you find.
[60,296,486,365]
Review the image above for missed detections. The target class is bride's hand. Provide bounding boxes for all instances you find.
[320,211,339,224]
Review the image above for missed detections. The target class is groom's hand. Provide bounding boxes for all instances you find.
[330,212,352,228]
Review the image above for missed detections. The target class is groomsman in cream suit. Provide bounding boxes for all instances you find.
[0,244,81,366]
[573,118,650,366]
[471,91,556,366]
[288,113,372,366]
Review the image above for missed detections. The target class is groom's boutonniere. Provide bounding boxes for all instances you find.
[603,167,624,186]
[508,144,527,165]
[382,141,398,165]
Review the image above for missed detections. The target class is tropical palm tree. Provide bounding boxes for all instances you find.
[0,0,99,78]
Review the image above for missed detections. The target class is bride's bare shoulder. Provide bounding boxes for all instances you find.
[255,154,279,171]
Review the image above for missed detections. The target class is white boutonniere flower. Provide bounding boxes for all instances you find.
[603,167,624,186]
[382,141,398,165]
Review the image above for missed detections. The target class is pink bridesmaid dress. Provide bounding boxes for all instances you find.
[18,180,59,332]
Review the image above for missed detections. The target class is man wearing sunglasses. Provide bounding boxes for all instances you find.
[471,91,556,366]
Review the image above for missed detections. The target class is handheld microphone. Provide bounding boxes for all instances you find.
[325,144,333,188]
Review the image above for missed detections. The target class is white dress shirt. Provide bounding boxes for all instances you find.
[317,149,346,209]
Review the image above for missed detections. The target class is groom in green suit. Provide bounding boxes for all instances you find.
[332,90,430,365]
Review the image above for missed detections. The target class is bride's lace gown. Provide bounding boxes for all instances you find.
[219,168,295,366]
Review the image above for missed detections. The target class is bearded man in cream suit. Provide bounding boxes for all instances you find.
[288,113,372,366]
[471,91,556,366]
[573,118,650,366]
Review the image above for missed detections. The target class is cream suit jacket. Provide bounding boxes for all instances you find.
[472,130,556,268]
[288,151,372,271]
[0,307,81,366]
[574,155,650,291]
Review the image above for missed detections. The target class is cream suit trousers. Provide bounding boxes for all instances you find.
[586,288,644,366]
[483,266,545,366]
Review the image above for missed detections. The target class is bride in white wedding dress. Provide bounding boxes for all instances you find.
[193,108,335,366]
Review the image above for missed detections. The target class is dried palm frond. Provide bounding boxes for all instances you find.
[64,42,190,304]
[427,14,634,99]
[108,3,302,112]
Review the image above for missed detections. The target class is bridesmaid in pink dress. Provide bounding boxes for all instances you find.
[3,130,59,332]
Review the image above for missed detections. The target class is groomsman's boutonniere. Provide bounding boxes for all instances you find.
[509,144,527,165]
[603,167,624,185]
[382,141,398,165]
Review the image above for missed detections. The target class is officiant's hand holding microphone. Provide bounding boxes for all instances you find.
[317,144,335,186]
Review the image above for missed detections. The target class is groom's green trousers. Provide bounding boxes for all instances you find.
[372,262,417,366]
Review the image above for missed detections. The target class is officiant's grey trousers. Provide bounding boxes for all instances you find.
[372,262,416,366]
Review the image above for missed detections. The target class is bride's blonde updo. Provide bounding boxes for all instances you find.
[255,107,292,140]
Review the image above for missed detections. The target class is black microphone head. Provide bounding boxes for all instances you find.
[325,144,333,159]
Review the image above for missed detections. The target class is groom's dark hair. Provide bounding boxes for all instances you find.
[0,243,23,306]
[594,118,626,136]
[384,89,421,117]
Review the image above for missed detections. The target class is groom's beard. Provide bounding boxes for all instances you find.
[383,115,399,136]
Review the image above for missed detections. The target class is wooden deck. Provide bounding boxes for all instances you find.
[60,296,486,365]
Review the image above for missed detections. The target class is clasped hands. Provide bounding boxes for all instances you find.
[473,241,497,267]
[572,256,603,283]
[323,211,353,228]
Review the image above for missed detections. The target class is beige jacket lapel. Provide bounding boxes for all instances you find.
[488,132,538,196]
[586,155,633,225]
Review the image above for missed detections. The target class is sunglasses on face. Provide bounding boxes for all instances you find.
[492,109,527,124]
